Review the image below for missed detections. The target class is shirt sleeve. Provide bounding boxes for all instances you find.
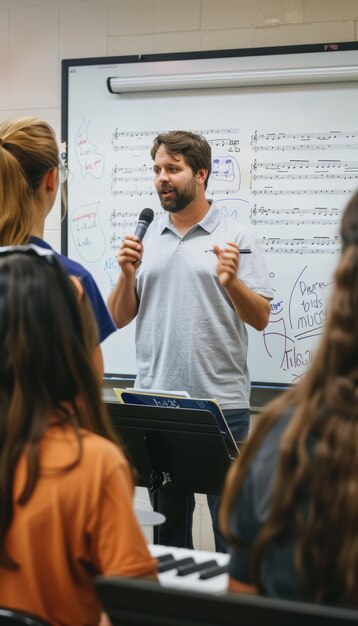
[81,272,117,343]
[228,467,261,585]
[235,230,274,301]
[89,452,157,578]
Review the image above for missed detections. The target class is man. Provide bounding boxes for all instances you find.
[108,131,273,551]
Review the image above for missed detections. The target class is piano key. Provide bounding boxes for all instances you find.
[177,559,218,576]
[158,556,195,573]
[149,544,229,593]
[157,553,174,563]
[199,563,229,580]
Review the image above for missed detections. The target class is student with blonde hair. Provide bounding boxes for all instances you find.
[0,246,157,626]
[220,193,358,606]
[0,117,115,343]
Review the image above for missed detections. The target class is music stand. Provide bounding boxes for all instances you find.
[106,401,238,542]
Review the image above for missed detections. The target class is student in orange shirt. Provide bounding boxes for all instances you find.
[0,245,157,626]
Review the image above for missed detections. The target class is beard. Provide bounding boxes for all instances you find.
[158,179,197,213]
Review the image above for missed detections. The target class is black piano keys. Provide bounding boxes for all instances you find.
[158,556,195,573]
[199,563,229,580]
[177,559,218,576]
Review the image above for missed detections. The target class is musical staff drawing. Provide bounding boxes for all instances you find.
[111,127,240,140]
[250,158,358,195]
[251,129,358,152]
[109,232,124,251]
[109,208,163,227]
[251,129,358,143]
[251,205,340,226]
[110,187,155,197]
[259,236,340,254]
[111,165,153,175]
[111,175,153,182]
[251,188,353,196]
[251,159,358,172]
[251,159,358,171]
[112,142,152,152]
[252,143,358,152]
[252,172,358,181]
[111,127,242,153]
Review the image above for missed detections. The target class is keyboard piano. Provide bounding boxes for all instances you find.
[149,544,230,593]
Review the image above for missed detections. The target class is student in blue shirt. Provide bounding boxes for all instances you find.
[219,192,358,606]
[0,117,115,344]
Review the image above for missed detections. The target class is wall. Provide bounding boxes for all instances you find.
[1,0,357,252]
[1,0,358,551]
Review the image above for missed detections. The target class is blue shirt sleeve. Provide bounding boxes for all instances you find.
[81,272,116,343]
[228,467,260,584]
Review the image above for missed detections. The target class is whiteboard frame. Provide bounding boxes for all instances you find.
[61,41,358,395]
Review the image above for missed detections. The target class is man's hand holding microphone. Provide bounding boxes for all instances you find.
[117,208,154,277]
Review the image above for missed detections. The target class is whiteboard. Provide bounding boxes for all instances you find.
[62,45,358,386]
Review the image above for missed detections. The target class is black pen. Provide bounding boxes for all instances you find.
[205,248,252,254]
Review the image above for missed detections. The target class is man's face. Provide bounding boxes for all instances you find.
[153,145,197,213]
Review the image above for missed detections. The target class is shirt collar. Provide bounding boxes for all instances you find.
[28,236,52,250]
[198,201,221,233]
[159,201,220,236]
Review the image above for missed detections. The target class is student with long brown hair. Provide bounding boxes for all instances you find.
[0,246,157,626]
[0,117,115,344]
[219,193,358,606]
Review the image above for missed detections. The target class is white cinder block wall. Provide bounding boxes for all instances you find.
[1,0,357,549]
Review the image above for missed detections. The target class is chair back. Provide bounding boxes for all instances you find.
[0,608,50,626]
[96,576,358,626]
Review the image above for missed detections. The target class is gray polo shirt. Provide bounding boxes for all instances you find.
[134,202,273,409]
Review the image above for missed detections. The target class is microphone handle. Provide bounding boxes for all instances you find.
[134,221,148,241]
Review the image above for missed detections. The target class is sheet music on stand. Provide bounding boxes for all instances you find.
[113,388,239,459]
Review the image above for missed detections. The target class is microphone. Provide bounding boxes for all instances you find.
[134,208,154,241]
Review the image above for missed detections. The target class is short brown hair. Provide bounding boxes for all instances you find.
[151,130,212,189]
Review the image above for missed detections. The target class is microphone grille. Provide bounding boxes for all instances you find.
[139,208,154,224]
